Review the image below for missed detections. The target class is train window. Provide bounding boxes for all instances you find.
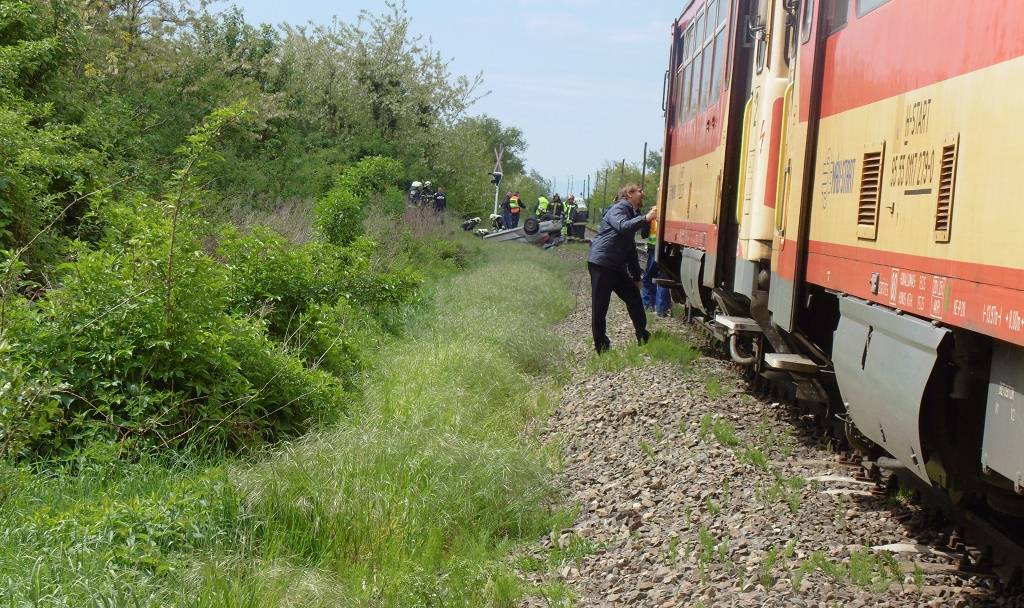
[801,0,813,43]
[710,0,728,102]
[679,64,688,121]
[674,67,684,125]
[826,0,849,35]
[675,27,686,67]
[856,0,890,17]
[689,51,703,117]
[700,39,715,108]
[694,10,705,48]
[705,0,718,32]
[783,0,798,66]
[709,28,727,104]
[755,24,767,73]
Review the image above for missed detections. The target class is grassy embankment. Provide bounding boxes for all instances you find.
[0,239,576,606]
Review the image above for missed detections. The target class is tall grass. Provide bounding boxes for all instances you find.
[0,240,574,606]
[222,245,574,605]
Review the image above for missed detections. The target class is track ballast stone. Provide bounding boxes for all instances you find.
[518,257,1022,608]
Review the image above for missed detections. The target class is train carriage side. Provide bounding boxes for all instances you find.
[791,0,1024,509]
[659,0,752,313]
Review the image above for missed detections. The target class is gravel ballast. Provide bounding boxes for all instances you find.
[518,253,1023,608]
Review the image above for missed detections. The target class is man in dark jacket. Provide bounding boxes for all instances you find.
[587,183,658,353]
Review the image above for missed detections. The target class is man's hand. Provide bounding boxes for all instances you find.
[645,206,658,222]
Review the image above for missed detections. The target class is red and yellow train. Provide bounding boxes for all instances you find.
[656,0,1024,518]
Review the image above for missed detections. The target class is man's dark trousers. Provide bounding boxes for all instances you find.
[588,262,648,352]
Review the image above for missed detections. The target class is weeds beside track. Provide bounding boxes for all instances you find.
[0,241,577,607]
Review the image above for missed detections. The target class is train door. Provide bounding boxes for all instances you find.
[732,0,795,306]
[767,0,829,333]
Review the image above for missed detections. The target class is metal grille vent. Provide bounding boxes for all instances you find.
[857,146,884,240]
[934,137,959,242]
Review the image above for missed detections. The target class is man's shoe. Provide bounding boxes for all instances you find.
[595,340,611,355]
[637,330,651,345]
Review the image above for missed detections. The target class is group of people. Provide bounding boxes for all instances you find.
[587,183,671,354]
[498,191,590,240]
[408,180,447,212]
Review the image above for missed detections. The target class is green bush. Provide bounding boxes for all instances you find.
[333,155,404,196]
[292,300,381,391]
[0,340,65,460]
[2,201,347,457]
[218,225,316,337]
[313,185,364,247]
[313,156,406,247]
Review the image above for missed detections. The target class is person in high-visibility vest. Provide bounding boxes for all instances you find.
[641,215,671,316]
[564,193,589,241]
[508,192,522,228]
[536,195,551,219]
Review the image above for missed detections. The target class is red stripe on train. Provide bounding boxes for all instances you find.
[664,220,719,254]
[807,241,1024,289]
[800,0,1024,121]
[807,247,1024,347]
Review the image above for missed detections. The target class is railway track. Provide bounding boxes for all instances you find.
[738,340,1024,600]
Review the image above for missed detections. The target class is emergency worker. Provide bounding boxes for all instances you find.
[433,186,447,213]
[566,194,589,241]
[500,191,513,229]
[641,216,671,316]
[409,181,423,206]
[550,193,563,219]
[509,191,522,228]
[587,183,657,353]
[536,195,551,219]
[562,194,577,240]
[421,181,435,208]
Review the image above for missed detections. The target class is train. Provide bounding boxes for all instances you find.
[654,0,1024,524]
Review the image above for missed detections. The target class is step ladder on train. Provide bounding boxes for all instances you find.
[712,315,818,374]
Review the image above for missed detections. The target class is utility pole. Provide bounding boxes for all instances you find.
[491,146,504,216]
[603,169,609,203]
[619,158,626,188]
[640,141,648,192]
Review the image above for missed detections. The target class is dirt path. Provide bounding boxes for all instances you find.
[518,255,1021,608]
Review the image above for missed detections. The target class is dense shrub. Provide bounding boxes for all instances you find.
[1,197,348,457]
[292,300,381,390]
[314,156,407,247]
[217,225,317,337]
[333,156,404,197]
[313,185,364,247]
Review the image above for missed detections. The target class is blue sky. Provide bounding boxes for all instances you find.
[226,0,685,196]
